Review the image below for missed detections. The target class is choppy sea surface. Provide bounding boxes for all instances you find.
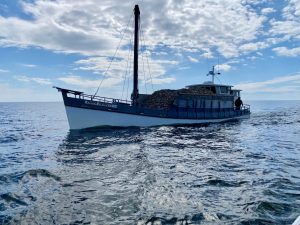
[0,101,300,225]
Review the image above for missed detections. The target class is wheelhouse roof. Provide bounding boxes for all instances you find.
[186,83,233,88]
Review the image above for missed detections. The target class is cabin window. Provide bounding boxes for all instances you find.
[200,100,205,108]
[188,100,194,108]
[221,101,232,108]
[211,86,216,94]
[220,86,228,94]
[196,99,204,108]
[212,100,219,108]
[220,101,225,108]
[205,100,211,108]
[178,99,186,108]
[232,91,240,97]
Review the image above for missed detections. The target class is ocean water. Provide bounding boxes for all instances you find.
[0,101,300,225]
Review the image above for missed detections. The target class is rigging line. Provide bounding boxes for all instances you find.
[127,22,134,101]
[217,55,220,73]
[126,30,134,101]
[140,23,147,94]
[121,24,134,100]
[127,41,134,99]
[93,12,133,98]
[140,23,154,93]
[216,75,222,85]
[126,65,131,101]
[125,77,129,101]
[121,41,133,99]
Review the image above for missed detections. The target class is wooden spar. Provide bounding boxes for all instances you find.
[132,5,140,105]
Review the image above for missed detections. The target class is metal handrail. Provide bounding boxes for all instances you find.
[55,86,132,104]
[81,93,131,104]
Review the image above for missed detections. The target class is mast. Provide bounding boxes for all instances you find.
[132,5,140,105]
[207,66,221,84]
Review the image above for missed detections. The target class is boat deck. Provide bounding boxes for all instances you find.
[55,87,250,120]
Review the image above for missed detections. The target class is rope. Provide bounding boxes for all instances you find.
[140,24,148,94]
[216,76,222,84]
[121,22,134,100]
[140,23,154,93]
[126,74,131,101]
[93,12,133,98]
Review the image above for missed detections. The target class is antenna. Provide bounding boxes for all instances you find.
[207,65,221,84]
[217,55,220,74]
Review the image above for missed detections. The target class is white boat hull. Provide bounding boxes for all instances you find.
[65,106,250,130]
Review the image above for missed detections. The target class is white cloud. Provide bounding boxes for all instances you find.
[239,42,268,53]
[0,69,9,73]
[270,0,300,40]
[235,73,300,93]
[242,0,270,5]
[273,46,300,57]
[261,7,276,15]
[177,66,190,70]
[57,75,120,88]
[21,64,38,68]
[74,56,178,85]
[248,55,258,61]
[217,64,232,72]
[15,75,52,85]
[200,48,214,59]
[0,83,59,102]
[0,0,268,59]
[187,56,199,63]
[270,20,300,40]
[151,77,176,85]
[0,3,119,55]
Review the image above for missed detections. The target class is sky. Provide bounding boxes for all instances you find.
[0,0,300,102]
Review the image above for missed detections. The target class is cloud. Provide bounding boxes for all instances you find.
[177,66,190,70]
[270,0,300,40]
[21,64,37,68]
[0,2,119,55]
[57,75,120,88]
[273,46,300,57]
[0,83,59,102]
[235,73,300,93]
[242,0,270,5]
[150,77,176,85]
[15,75,52,85]
[0,69,9,73]
[217,64,232,72]
[0,0,269,60]
[239,41,269,53]
[74,55,178,85]
[187,56,199,63]
[200,49,214,59]
[261,7,276,15]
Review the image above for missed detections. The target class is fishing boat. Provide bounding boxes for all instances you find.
[54,5,250,130]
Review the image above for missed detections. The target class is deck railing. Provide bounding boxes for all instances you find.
[54,86,131,105]
[79,93,131,104]
[235,104,250,112]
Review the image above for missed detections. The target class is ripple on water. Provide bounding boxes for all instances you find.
[1,102,300,224]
